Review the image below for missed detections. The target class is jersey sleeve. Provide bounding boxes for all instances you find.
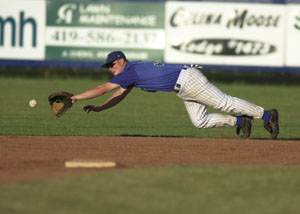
[109,67,138,89]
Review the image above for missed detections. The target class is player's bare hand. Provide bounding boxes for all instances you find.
[71,96,77,104]
[83,105,100,113]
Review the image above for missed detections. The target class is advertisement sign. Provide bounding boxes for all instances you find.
[165,2,285,66]
[46,1,165,62]
[0,0,46,60]
[285,4,300,67]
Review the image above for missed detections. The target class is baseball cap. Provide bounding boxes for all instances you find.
[101,51,126,68]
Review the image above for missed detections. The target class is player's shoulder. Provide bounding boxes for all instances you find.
[125,61,150,70]
[129,60,165,67]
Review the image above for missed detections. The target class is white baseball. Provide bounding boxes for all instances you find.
[29,99,37,108]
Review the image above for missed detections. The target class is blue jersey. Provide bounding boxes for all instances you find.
[109,61,184,92]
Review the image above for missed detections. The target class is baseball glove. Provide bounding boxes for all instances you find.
[48,92,74,118]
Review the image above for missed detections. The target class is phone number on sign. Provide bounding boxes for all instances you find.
[46,28,164,49]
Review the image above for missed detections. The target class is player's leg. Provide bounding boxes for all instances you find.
[186,70,278,139]
[175,67,278,138]
[183,100,236,128]
[177,67,265,118]
[183,100,253,138]
[202,82,264,118]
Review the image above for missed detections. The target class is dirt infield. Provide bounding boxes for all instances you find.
[1,136,300,184]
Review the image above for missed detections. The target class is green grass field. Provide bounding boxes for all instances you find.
[1,77,300,214]
[0,77,299,139]
[2,166,300,214]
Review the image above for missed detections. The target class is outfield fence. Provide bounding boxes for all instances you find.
[0,0,300,73]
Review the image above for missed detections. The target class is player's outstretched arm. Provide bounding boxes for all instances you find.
[83,85,134,113]
[71,82,119,104]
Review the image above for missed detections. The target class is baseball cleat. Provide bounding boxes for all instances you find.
[263,109,279,140]
[236,115,254,139]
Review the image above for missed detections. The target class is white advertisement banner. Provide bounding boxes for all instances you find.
[0,0,46,60]
[286,4,300,67]
[165,2,285,66]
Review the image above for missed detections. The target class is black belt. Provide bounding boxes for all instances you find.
[174,83,181,93]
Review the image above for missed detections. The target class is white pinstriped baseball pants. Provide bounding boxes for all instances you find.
[174,68,265,128]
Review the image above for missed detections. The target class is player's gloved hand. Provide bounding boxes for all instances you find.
[48,91,74,118]
[83,105,101,113]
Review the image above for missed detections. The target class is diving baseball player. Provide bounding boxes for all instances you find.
[71,51,279,139]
